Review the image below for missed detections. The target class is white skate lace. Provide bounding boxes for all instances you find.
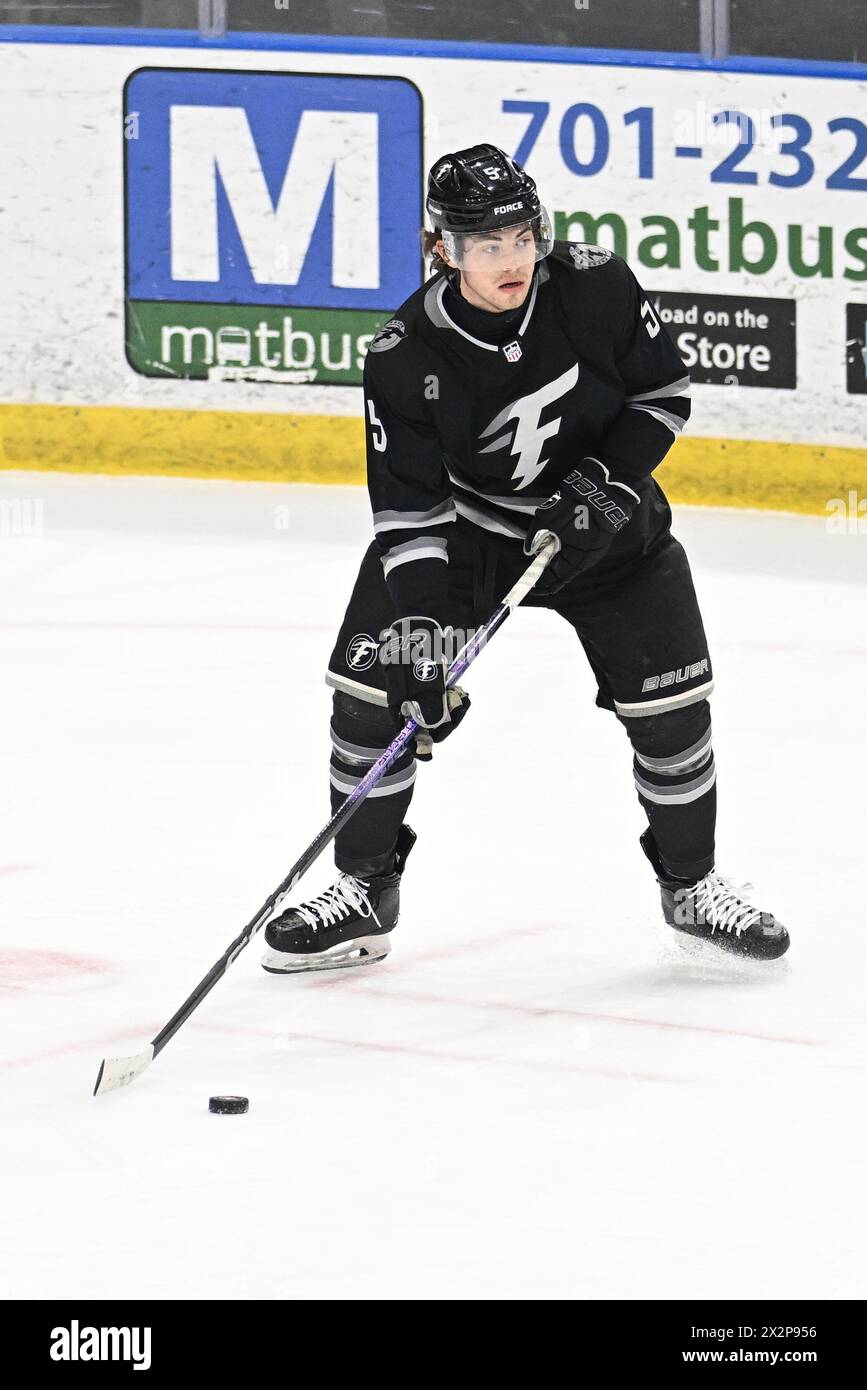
[691,871,762,936]
[294,875,376,933]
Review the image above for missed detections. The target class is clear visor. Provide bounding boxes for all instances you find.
[439,207,553,269]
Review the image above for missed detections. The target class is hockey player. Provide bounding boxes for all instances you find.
[262,144,789,973]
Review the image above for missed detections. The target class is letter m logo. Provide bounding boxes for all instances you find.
[125,69,422,311]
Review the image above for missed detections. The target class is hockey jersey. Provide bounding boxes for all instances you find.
[362,241,691,619]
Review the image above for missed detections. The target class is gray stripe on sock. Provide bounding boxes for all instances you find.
[330,732,389,766]
[633,765,717,805]
[330,764,417,798]
[635,732,713,774]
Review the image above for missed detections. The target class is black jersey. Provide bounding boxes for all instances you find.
[362,241,691,620]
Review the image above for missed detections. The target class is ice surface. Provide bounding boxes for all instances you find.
[0,472,864,1300]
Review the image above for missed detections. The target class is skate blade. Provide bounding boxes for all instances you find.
[261,933,391,975]
[667,930,791,976]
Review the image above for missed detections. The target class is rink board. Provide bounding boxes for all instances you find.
[1,401,865,516]
[0,28,866,513]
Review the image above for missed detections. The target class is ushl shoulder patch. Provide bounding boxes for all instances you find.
[369,319,407,353]
[568,244,612,270]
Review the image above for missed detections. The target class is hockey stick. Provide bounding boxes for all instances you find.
[94,534,559,1095]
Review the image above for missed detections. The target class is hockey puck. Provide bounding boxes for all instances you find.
[208,1095,249,1114]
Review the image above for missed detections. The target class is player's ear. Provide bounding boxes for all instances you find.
[436,239,457,269]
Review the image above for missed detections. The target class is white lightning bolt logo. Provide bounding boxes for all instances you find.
[477,362,581,491]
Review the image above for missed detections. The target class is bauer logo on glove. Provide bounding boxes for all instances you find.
[563,466,633,532]
[524,457,641,594]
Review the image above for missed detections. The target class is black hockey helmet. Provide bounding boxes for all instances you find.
[426,143,553,264]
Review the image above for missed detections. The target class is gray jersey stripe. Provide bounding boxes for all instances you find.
[446,469,547,513]
[381,535,449,562]
[373,501,457,533]
[626,375,691,404]
[427,280,499,352]
[626,402,685,434]
[425,266,545,349]
[381,535,449,578]
[383,544,449,578]
[517,273,540,336]
[454,496,526,540]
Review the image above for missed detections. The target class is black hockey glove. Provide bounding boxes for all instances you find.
[525,458,640,595]
[379,616,471,761]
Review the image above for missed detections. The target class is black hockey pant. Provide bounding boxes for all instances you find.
[325,525,716,882]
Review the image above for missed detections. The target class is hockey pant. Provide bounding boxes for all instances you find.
[325,524,716,882]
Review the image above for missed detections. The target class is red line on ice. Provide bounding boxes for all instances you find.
[404,920,566,964]
[0,1024,162,1071]
[0,948,117,994]
[193,1020,685,1084]
[276,922,567,989]
[347,985,820,1048]
[294,929,816,1046]
[283,927,819,1047]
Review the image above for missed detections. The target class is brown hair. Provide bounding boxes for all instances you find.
[421,227,450,277]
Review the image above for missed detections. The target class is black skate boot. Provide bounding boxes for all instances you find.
[640,829,790,960]
[261,824,416,974]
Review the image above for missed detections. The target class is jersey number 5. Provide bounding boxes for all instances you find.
[366,399,388,452]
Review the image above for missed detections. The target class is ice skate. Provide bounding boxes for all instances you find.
[261,825,416,973]
[640,830,790,960]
